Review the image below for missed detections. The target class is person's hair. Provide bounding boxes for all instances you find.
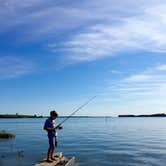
[50,110,58,117]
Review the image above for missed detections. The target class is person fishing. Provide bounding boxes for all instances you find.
[43,96,96,163]
[44,110,62,162]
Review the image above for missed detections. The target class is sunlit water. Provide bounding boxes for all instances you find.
[0,117,166,166]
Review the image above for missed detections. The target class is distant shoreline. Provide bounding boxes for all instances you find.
[1,113,166,118]
[118,113,166,117]
[0,114,43,118]
[0,114,112,118]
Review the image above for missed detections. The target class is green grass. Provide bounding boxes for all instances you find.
[0,130,15,139]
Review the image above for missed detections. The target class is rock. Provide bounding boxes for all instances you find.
[35,152,76,166]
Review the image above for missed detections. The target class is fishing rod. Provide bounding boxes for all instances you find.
[57,96,97,127]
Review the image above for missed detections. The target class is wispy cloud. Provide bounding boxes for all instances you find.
[102,64,166,102]
[0,56,35,79]
[125,74,153,82]
[1,1,166,64]
[96,64,166,114]
[0,0,104,37]
[1,0,166,75]
[124,64,166,83]
[156,65,166,71]
[50,3,166,63]
[110,70,123,74]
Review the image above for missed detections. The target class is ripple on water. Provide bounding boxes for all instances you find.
[1,117,166,166]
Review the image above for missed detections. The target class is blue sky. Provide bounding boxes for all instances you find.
[0,0,166,116]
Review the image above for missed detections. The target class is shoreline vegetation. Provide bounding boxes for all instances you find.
[118,113,166,117]
[0,130,15,139]
[0,114,111,118]
[0,114,43,118]
[0,113,166,118]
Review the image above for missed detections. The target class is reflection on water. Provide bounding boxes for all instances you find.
[0,117,166,166]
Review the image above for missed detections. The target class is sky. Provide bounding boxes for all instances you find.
[0,0,166,116]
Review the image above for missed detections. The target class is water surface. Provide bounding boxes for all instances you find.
[0,117,166,166]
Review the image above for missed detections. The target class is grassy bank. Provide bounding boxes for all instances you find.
[0,114,43,118]
[0,131,15,139]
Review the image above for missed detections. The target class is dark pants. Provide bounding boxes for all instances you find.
[48,136,58,147]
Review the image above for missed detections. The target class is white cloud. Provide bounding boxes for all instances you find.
[124,64,166,83]
[101,64,166,112]
[156,65,166,71]
[1,1,166,47]
[0,56,35,79]
[125,74,153,82]
[50,3,166,63]
[110,70,123,74]
[1,0,166,66]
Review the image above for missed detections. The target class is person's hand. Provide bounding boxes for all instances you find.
[53,126,58,130]
[56,125,63,130]
[53,125,62,130]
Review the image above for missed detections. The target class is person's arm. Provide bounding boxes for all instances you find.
[43,124,61,131]
[43,125,55,131]
[43,119,56,131]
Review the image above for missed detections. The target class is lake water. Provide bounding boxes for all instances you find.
[0,117,166,166]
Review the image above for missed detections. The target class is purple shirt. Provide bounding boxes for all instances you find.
[44,117,57,137]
